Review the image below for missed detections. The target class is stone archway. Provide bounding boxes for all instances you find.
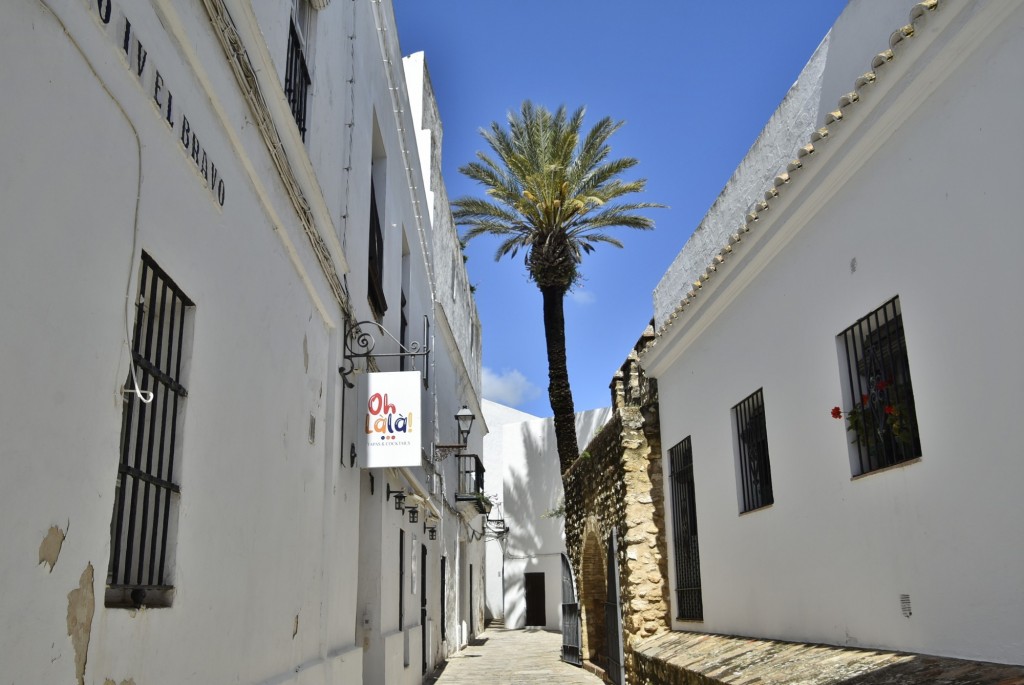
[563,344,672,684]
[579,522,607,665]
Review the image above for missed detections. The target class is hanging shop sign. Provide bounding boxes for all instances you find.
[359,371,421,468]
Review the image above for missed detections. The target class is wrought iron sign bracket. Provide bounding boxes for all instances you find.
[339,316,430,380]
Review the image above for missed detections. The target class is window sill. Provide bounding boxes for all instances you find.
[851,456,921,481]
[739,503,773,517]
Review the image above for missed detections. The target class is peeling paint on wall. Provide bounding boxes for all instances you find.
[66,563,95,685]
[303,334,309,372]
[39,524,66,572]
[104,679,136,685]
[293,612,300,639]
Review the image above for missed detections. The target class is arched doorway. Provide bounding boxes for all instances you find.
[579,526,607,666]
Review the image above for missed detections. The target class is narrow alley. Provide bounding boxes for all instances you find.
[427,624,603,685]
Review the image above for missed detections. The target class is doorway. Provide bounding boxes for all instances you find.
[525,572,546,627]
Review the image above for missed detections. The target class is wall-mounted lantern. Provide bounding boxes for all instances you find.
[456,405,475,447]
[386,484,406,510]
[407,507,419,523]
[432,405,478,463]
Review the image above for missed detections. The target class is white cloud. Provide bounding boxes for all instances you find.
[482,367,542,407]
[568,289,596,305]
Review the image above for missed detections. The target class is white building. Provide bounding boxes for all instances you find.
[0,1,483,683]
[482,400,612,632]
[641,0,1024,666]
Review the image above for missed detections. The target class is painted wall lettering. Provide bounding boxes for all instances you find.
[97,0,111,24]
[86,0,227,207]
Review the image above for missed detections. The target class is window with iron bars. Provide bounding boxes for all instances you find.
[285,0,313,141]
[107,253,193,608]
[838,296,921,476]
[669,437,703,621]
[733,388,773,513]
[368,181,387,316]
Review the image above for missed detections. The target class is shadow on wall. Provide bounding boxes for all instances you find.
[504,409,613,559]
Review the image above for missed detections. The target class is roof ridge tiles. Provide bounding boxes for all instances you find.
[650,0,941,341]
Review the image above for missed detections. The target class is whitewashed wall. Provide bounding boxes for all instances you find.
[0,0,479,683]
[643,0,1024,665]
[482,402,613,631]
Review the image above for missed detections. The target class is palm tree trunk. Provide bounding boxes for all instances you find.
[541,285,580,473]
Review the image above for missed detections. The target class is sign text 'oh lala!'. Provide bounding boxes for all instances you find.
[365,393,413,439]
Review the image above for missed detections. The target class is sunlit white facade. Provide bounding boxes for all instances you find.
[0,1,482,683]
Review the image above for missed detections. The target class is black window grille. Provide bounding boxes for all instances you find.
[399,290,408,371]
[670,437,703,620]
[839,296,921,475]
[368,182,387,316]
[107,253,192,607]
[440,557,447,641]
[734,389,773,513]
[399,529,405,630]
[284,18,311,141]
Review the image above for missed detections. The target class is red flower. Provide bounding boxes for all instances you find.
[831,406,843,419]
[884,405,895,415]
[861,394,870,406]
[876,379,889,391]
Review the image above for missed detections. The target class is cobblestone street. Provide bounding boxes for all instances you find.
[427,626,603,685]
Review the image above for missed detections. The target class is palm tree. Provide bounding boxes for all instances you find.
[453,101,662,473]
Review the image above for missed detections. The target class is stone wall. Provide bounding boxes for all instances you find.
[564,329,671,684]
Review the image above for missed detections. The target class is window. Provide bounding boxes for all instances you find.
[107,253,193,607]
[367,181,387,316]
[285,0,313,141]
[400,231,410,371]
[399,291,409,371]
[733,388,773,513]
[399,529,406,631]
[669,437,703,620]
[838,296,921,475]
[440,556,446,641]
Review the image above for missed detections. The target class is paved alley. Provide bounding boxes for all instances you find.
[427,626,603,685]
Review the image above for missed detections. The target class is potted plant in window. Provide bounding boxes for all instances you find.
[832,378,912,461]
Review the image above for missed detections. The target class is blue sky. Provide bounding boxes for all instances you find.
[394,1,849,417]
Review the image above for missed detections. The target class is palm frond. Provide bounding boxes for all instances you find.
[454,101,663,288]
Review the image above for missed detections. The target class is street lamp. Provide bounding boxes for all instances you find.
[455,405,475,447]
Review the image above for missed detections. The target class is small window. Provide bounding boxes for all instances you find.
[399,291,409,371]
[107,253,193,607]
[399,529,406,631]
[838,296,921,475]
[367,181,387,316]
[669,437,703,621]
[284,0,313,141]
[733,389,773,513]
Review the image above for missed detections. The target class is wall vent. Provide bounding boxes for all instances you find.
[900,594,912,618]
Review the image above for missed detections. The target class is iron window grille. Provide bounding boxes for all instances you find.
[669,437,703,620]
[367,182,387,316]
[399,290,408,371]
[734,388,773,513]
[399,529,405,631]
[440,557,447,641]
[838,296,921,475]
[107,253,193,608]
[284,9,312,141]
